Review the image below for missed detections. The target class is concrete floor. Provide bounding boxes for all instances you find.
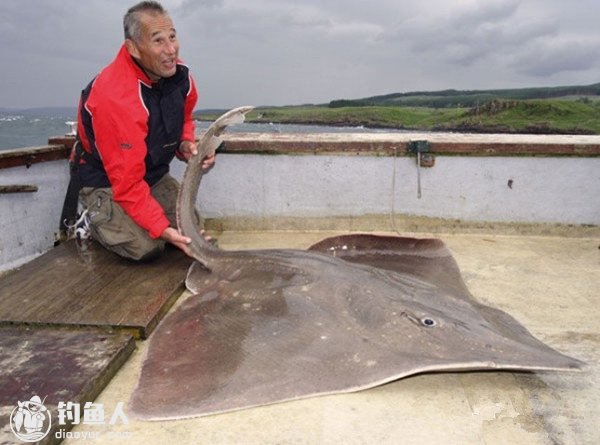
[65,230,599,445]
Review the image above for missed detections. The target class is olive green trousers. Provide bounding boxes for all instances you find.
[80,174,197,261]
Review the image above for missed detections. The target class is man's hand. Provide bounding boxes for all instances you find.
[178,140,216,170]
[160,227,193,257]
[178,140,197,161]
[201,153,216,170]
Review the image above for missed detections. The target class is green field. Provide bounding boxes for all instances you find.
[195,83,600,134]
[197,100,600,134]
[250,106,463,129]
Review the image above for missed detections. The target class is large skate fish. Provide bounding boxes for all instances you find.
[130,107,583,420]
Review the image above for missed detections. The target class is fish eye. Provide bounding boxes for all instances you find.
[421,317,436,327]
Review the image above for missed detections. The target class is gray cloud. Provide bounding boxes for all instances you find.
[0,0,598,109]
[386,0,556,65]
[512,39,600,77]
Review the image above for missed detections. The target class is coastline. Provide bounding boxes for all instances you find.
[201,117,598,135]
[195,100,600,136]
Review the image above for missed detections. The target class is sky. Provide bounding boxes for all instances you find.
[1,0,599,109]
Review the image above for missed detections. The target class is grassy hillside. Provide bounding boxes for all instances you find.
[248,106,463,129]
[195,83,600,134]
[197,99,600,134]
[437,99,600,134]
[328,83,600,108]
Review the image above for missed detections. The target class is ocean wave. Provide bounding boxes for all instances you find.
[0,115,24,122]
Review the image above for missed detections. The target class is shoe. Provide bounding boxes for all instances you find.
[65,209,92,241]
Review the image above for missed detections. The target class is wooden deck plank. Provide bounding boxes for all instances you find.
[0,327,135,445]
[0,240,191,339]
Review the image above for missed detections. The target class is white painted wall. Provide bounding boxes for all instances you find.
[171,154,600,225]
[0,160,69,271]
[1,154,598,271]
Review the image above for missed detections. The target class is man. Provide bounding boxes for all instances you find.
[75,1,212,260]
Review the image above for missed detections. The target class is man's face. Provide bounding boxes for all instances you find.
[126,12,179,80]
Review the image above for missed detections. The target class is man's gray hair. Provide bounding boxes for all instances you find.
[123,1,168,42]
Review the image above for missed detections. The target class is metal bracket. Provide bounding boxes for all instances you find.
[408,140,435,167]
[408,140,430,155]
[407,140,435,199]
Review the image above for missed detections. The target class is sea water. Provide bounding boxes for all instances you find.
[0,109,409,151]
[0,109,77,150]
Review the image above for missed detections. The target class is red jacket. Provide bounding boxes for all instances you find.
[77,45,198,239]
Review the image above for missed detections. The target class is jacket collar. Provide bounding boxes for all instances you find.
[117,44,154,86]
